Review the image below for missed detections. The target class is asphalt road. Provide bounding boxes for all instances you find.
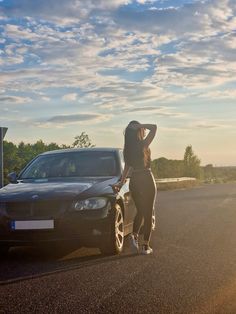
[1,183,236,314]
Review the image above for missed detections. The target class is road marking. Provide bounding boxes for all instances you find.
[87,257,154,312]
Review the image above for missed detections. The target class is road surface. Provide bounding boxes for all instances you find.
[1,183,236,313]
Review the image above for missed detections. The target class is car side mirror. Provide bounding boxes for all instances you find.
[7,172,18,183]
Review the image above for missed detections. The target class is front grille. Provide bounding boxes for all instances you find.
[6,200,69,218]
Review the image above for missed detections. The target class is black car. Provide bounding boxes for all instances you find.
[0,147,155,255]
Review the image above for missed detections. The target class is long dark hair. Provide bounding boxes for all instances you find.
[123,120,150,168]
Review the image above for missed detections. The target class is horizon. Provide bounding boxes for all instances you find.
[0,0,235,166]
[2,136,235,168]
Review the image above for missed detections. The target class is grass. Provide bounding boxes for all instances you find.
[156,179,200,191]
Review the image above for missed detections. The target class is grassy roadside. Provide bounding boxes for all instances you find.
[156,179,236,191]
[156,180,201,191]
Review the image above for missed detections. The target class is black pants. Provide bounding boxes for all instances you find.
[129,169,156,243]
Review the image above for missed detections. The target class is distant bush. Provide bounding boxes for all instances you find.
[151,145,201,179]
[202,165,236,183]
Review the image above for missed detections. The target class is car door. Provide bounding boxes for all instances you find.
[118,150,136,228]
[121,179,136,226]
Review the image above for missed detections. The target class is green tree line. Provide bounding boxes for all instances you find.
[151,145,201,179]
[151,146,236,182]
[202,164,236,183]
[3,133,94,184]
[2,137,235,184]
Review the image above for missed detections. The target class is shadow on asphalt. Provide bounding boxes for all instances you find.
[0,239,142,285]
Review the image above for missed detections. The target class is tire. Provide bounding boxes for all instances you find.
[100,203,124,255]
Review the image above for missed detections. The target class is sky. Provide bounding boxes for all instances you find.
[0,0,235,166]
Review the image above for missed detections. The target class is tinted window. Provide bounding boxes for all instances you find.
[20,151,118,179]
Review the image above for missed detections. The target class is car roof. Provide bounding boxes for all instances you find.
[40,147,122,156]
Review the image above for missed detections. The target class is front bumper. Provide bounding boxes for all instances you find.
[0,206,112,247]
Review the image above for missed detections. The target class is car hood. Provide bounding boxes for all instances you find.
[0,177,117,202]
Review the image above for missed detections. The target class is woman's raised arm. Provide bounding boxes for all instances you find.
[140,124,157,147]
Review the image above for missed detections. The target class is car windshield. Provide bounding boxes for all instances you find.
[20,151,118,179]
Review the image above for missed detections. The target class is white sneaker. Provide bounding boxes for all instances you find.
[129,234,139,252]
[141,244,153,255]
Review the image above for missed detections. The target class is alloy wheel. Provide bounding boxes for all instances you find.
[115,207,124,250]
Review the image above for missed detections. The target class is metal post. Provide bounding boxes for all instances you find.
[0,128,3,188]
[0,127,8,188]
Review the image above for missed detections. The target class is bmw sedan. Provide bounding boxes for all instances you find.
[0,148,138,255]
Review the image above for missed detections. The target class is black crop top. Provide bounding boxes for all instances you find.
[131,141,151,170]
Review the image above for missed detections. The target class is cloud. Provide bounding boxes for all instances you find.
[160,119,233,133]
[190,119,235,130]
[0,0,131,24]
[62,93,78,101]
[4,24,40,42]
[115,0,235,36]
[0,95,31,103]
[41,96,50,101]
[33,112,112,128]
[123,105,187,118]
[193,122,224,129]
[0,54,24,66]
[0,0,235,99]
[0,0,236,132]
[197,89,236,100]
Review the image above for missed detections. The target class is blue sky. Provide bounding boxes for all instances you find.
[0,0,236,165]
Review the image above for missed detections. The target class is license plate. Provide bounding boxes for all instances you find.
[11,220,54,230]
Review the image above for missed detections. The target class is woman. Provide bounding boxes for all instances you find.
[113,121,157,255]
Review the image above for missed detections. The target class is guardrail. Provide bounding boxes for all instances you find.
[156,177,196,183]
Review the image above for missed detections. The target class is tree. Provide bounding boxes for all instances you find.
[151,157,184,178]
[183,145,201,178]
[2,133,95,185]
[203,164,214,181]
[3,141,21,184]
[72,132,95,148]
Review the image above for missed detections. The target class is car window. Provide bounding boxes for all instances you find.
[20,151,118,179]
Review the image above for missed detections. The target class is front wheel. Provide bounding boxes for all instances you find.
[100,204,124,255]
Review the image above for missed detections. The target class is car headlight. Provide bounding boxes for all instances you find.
[72,197,109,211]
